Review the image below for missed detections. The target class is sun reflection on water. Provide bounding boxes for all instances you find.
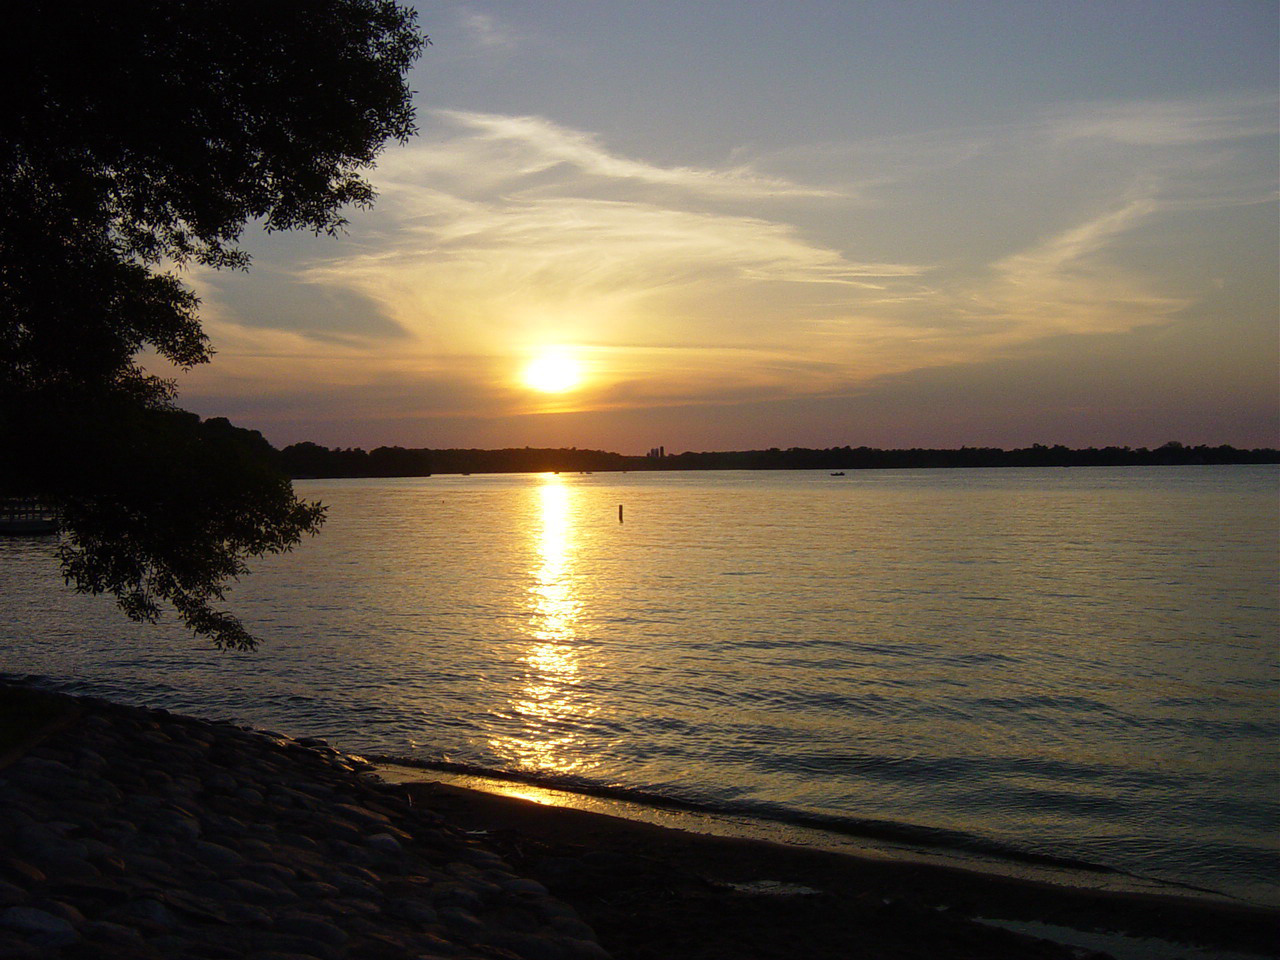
[530,479,579,643]
[491,475,598,775]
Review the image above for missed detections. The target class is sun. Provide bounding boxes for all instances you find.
[522,351,582,393]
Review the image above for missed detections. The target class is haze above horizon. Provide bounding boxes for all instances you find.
[175,1,1278,456]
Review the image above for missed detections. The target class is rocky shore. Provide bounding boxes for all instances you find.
[2,686,1276,960]
[0,690,609,959]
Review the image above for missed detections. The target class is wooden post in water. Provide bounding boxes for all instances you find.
[618,504,624,523]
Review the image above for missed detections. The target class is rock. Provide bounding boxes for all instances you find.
[0,694,621,960]
[80,837,120,860]
[26,899,83,926]
[290,782,338,801]
[206,770,238,793]
[365,833,404,857]
[109,896,180,931]
[333,897,381,916]
[279,832,322,854]
[239,838,277,860]
[502,878,551,898]
[293,881,340,900]
[439,905,484,935]
[152,810,202,841]
[147,934,211,958]
[194,840,247,869]
[330,803,391,831]
[447,861,484,880]
[164,889,231,923]
[0,860,43,888]
[236,786,266,805]
[465,848,508,869]
[562,938,612,959]
[24,852,99,883]
[273,914,350,946]
[97,817,139,841]
[120,850,181,883]
[386,896,438,924]
[0,929,41,957]
[331,841,375,866]
[549,916,598,941]
[0,906,80,947]
[311,816,363,844]
[434,883,484,911]
[15,825,89,862]
[12,757,74,780]
[482,931,566,960]
[244,929,344,960]
[244,861,299,885]
[80,919,148,947]
[223,901,274,926]
[72,748,108,771]
[327,873,379,899]
[225,876,299,904]
[270,785,320,810]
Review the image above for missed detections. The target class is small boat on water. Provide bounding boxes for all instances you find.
[830,471,846,477]
[0,498,58,535]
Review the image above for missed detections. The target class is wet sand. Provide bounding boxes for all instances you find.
[388,772,1278,960]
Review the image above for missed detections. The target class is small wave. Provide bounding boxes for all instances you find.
[369,754,1126,876]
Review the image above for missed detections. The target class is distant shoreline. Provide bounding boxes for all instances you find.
[279,440,1280,480]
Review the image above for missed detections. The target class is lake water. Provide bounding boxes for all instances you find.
[1,466,1277,904]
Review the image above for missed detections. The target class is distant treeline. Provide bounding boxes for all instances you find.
[279,440,1279,479]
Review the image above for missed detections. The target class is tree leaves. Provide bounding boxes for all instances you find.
[0,0,424,647]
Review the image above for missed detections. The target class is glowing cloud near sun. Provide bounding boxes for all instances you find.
[522,350,582,393]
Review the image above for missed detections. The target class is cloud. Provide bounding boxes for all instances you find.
[1047,93,1278,147]
[961,200,1189,343]
[183,97,1276,438]
[397,110,839,200]
[456,9,521,51]
[293,111,924,373]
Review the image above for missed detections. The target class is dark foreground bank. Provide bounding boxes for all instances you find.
[0,685,606,959]
[0,686,1275,960]
[394,778,1279,960]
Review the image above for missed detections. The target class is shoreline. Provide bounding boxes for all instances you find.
[2,684,1276,958]
[380,766,1278,960]
[371,758,1256,908]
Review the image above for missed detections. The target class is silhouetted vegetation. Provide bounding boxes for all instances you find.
[1,0,425,648]
[280,440,1278,478]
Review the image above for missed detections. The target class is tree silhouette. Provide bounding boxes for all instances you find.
[1,0,426,648]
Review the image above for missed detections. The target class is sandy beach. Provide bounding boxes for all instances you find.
[386,773,1278,960]
[0,685,1275,959]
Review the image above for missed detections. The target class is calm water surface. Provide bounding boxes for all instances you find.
[1,467,1276,903]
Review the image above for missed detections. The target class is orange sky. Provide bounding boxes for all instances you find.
[173,2,1278,453]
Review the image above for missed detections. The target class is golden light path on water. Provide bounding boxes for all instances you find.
[489,474,598,775]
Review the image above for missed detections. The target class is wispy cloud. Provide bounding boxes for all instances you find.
[456,9,522,51]
[961,200,1189,343]
[399,110,839,200]
[1047,93,1278,146]
[184,95,1276,434]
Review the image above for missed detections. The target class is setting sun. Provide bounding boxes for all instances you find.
[522,351,582,393]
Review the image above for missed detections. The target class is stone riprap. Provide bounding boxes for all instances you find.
[0,695,611,959]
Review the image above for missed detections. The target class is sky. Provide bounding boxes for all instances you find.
[176,1,1278,454]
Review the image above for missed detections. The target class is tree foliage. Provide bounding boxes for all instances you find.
[1,0,426,648]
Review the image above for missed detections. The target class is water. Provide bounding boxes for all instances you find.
[1,466,1276,904]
